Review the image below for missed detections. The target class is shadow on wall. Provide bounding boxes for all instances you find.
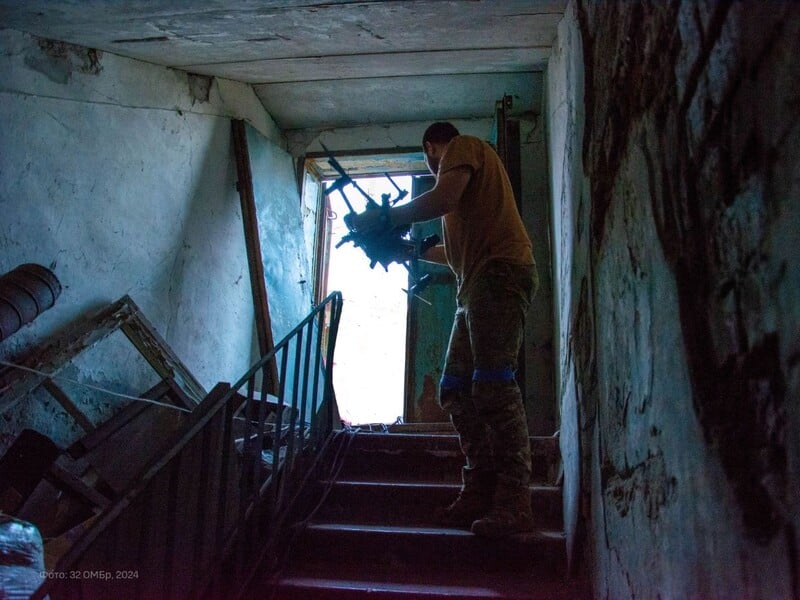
[578,0,798,559]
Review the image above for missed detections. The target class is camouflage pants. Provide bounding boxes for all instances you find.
[438,261,538,490]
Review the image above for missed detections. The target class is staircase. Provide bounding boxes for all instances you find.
[261,424,589,599]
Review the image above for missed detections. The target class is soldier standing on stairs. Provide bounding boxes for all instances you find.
[348,121,538,537]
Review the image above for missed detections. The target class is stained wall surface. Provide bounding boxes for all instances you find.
[0,30,306,455]
[549,1,800,597]
[545,0,589,570]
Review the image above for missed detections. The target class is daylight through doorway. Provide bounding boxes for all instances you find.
[325,175,411,426]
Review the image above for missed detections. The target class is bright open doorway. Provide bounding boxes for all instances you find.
[325,175,413,426]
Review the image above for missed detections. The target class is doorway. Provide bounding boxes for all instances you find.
[323,175,413,426]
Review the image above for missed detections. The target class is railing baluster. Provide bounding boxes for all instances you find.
[135,483,153,600]
[271,346,290,506]
[253,367,270,505]
[310,308,325,446]
[298,319,313,444]
[285,327,303,472]
[323,297,343,434]
[212,394,234,597]
[189,425,211,597]
[163,456,181,600]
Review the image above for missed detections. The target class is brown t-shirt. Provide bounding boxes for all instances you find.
[438,135,534,296]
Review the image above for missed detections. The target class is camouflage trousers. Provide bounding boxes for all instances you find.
[438,260,538,490]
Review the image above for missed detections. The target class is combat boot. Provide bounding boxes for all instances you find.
[470,483,535,538]
[436,469,495,528]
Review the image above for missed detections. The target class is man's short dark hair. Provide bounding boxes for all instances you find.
[422,122,460,147]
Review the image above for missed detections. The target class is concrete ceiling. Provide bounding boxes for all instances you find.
[0,0,566,131]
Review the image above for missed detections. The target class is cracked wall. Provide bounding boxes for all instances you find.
[550,1,800,597]
[0,29,300,455]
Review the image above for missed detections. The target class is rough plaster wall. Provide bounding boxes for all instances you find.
[560,0,800,597]
[245,122,314,341]
[300,171,321,297]
[545,0,591,571]
[0,30,293,455]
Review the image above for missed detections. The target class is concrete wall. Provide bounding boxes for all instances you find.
[0,30,303,455]
[549,1,800,597]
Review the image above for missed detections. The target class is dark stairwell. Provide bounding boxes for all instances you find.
[252,425,590,599]
[7,290,586,600]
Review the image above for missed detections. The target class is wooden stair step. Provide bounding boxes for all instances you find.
[290,523,566,576]
[340,433,559,484]
[316,480,563,529]
[274,572,587,600]
[261,430,576,600]
[346,432,558,453]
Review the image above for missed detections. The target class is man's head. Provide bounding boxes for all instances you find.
[422,122,459,175]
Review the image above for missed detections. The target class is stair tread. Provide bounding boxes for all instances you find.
[307,522,565,543]
[325,480,560,492]
[276,562,588,600]
[264,430,571,598]
[385,422,456,433]
[277,575,582,599]
[281,576,508,595]
[315,480,562,528]
[339,432,561,485]
[348,432,558,444]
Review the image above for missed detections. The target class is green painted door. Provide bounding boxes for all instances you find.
[403,175,457,423]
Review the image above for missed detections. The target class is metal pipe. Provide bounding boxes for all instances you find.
[0,264,61,341]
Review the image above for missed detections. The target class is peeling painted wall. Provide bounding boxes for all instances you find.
[0,30,299,455]
[549,1,800,597]
[245,122,314,341]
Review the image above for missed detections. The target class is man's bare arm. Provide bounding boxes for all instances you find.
[390,167,471,226]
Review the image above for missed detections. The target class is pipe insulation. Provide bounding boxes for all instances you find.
[0,264,62,342]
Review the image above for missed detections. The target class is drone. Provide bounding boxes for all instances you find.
[321,143,439,298]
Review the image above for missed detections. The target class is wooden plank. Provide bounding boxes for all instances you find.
[162,375,195,411]
[79,402,184,495]
[119,295,207,404]
[231,118,279,394]
[45,462,111,509]
[0,297,134,414]
[42,378,96,434]
[67,379,169,458]
[0,295,206,417]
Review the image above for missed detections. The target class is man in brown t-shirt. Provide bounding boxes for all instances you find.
[350,122,538,537]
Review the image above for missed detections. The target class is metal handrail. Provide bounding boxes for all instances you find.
[32,291,344,600]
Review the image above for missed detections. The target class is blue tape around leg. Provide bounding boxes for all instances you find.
[440,374,470,391]
[472,367,515,382]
